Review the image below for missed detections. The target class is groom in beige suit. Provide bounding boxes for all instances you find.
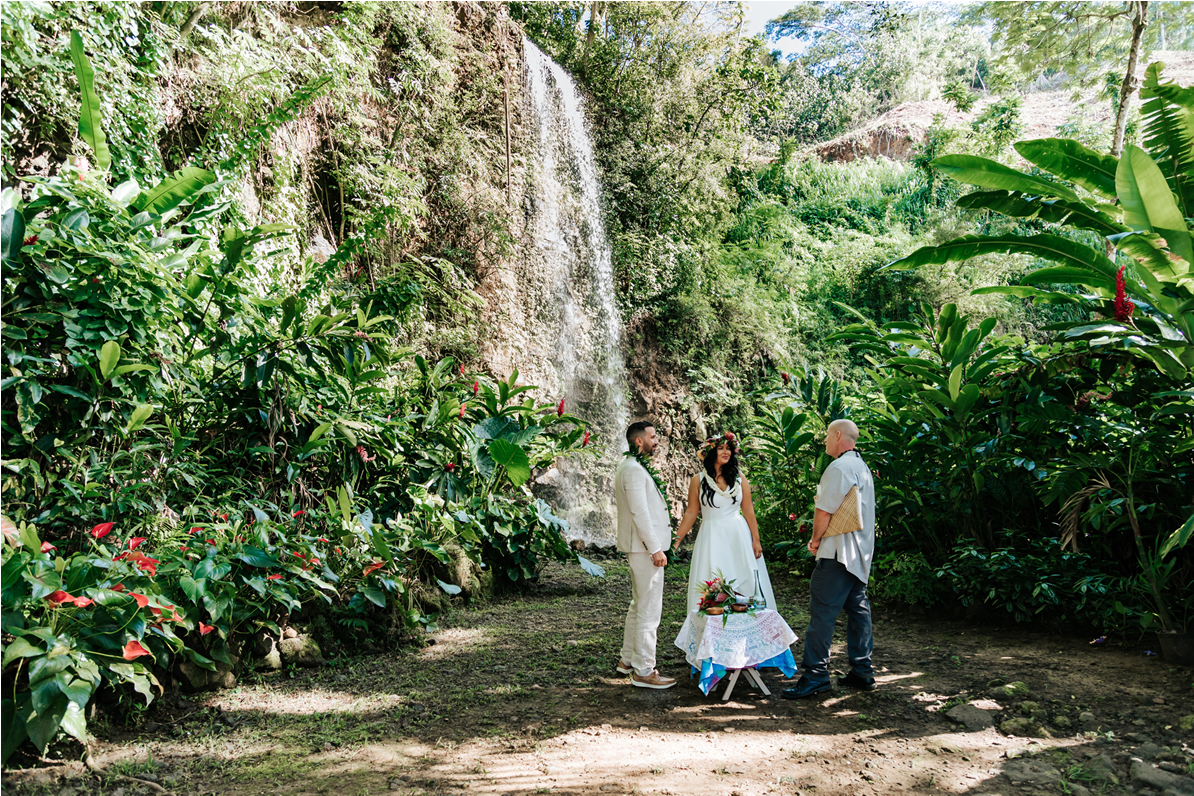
[614,420,677,689]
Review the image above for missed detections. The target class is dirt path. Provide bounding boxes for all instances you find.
[5,558,1193,796]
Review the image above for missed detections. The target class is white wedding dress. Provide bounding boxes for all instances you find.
[685,472,777,616]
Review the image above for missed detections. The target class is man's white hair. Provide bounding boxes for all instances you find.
[827,418,859,442]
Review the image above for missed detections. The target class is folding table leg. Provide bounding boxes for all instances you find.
[744,667,771,695]
[720,669,742,702]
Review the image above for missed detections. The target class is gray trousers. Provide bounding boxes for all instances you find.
[801,558,874,683]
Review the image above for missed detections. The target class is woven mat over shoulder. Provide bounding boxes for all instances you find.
[823,485,862,538]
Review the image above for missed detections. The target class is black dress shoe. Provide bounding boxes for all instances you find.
[780,676,832,699]
[838,670,876,691]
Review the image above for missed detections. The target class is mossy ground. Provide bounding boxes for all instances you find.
[4,558,1192,795]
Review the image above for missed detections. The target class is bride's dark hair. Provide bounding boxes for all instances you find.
[700,433,740,506]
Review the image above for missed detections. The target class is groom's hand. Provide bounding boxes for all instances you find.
[651,551,667,567]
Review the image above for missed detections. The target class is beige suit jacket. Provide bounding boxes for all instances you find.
[614,456,669,555]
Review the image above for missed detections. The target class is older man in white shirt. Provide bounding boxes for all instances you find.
[783,418,877,699]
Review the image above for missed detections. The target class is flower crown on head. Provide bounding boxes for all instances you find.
[700,431,739,457]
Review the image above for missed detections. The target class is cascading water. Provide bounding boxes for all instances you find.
[522,39,627,546]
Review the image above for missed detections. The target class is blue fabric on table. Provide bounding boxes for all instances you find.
[690,649,797,695]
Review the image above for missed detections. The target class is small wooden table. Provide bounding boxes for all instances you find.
[674,609,799,700]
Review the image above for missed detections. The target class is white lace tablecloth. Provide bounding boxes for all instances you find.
[674,609,798,671]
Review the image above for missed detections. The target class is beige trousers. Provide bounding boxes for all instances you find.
[620,552,665,677]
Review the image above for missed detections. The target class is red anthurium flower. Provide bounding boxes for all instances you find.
[205,539,216,545]
[335,547,342,555]
[41,541,56,552]
[199,622,215,636]
[557,398,565,417]
[122,640,151,660]
[292,552,306,559]
[73,596,94,608]
[171,610,183,622]
[363,560,384,577]
[46,590,74,604]
[178,546,189,552]
[111,583,125,592]
[219,513,228,521]
[789,513,797,521]
[189,527,202,534]
[113,552,129,561]
[130,592,149,608]
[127,537,147,550]
[91,522,114,539]
[151,607,162,616]
[317,537,330,543]
[309,558,319,566]
[267,574,282,580]
[582,430,590,447]
[292,510,306,518]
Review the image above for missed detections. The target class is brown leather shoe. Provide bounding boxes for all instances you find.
[615,660,633,675]
[630,670,677,690]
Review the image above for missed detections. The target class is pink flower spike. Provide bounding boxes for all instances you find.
[91,522,114,539]
[122,640,151,660]
[127,537,147,550]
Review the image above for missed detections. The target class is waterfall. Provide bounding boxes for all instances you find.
[522,39,627,547]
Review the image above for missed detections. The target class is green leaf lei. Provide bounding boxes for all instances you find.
[623,449,676,534]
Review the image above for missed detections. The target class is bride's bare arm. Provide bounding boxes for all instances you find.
[740,477,763,559]
[672,475,702,550]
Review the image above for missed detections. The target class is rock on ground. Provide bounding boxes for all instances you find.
[1130,760,1194,795]
[279,634,324,667]
[1003,758,1061,787]
[946,703,995,730]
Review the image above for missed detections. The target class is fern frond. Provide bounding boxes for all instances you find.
[1140,62,1194,219]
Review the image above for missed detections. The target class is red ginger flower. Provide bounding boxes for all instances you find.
[1114,265,1135,322]
[91,522,114,539]
[473,380,479,396]
[445,462,457,472]
[781,372,790,385]
[557,398,565,417]
[582,430,590,447]
[356,445,375,463]
[459,403,466,419]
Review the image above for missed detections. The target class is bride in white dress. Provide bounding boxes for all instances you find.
[673,432,776,616]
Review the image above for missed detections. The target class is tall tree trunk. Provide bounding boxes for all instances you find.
[1112,1,1149,157]
[581,2,602,77]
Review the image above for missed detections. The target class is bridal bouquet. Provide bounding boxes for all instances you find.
[697,572,738,615]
